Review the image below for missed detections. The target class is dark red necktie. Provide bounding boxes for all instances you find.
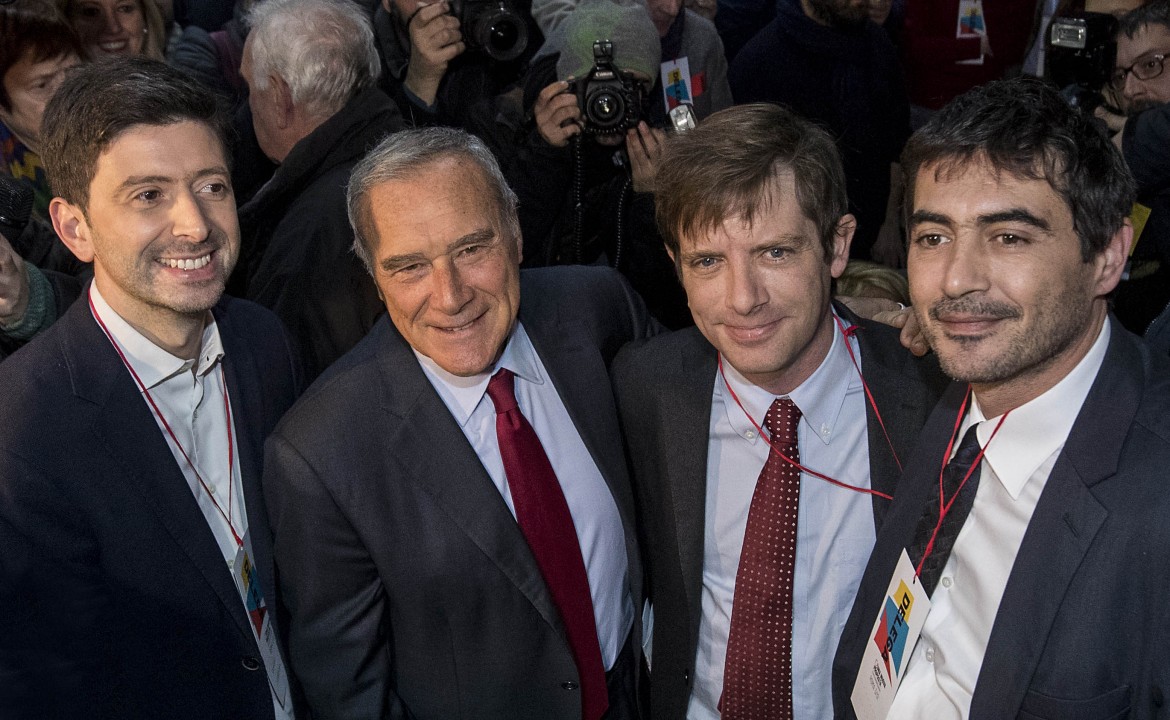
[486,368,608,720]
[721,397,801,720]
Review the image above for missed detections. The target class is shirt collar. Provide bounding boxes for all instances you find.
[716,310,861,446]
[414,321,545,427]
[89,284,223,391]
[964,318,1111,499]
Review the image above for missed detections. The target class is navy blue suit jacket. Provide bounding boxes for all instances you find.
[832,322,1170,720]
[0,290,300,719]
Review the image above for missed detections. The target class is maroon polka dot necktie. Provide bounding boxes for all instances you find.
[721,397,801,720]
[486,368,608,720]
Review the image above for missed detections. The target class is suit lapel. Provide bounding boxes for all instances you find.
[373,323,568,640]
[970,327,1137,719]
[62,298,256,644]
[661,331,719,637]
[216,306,279,642]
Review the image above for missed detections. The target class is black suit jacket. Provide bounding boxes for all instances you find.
[0,291,301,719]
[832,321,1170,720]
[263,266,658,719]
[611,306,946,720]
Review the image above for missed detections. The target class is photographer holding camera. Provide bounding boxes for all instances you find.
[507,0,708,328]
[372,0,539,130]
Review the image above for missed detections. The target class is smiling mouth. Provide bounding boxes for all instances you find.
[723,319,780,342]
[160,253,213,271]
[98,40,129,52]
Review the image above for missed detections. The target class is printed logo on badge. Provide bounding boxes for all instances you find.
[872,580,916,683]
[851,549,931,720]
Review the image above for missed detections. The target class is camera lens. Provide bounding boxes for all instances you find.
[586,88,626,129]
[473,6,527,61]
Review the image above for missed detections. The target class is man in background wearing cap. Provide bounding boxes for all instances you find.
[506,0,724,328]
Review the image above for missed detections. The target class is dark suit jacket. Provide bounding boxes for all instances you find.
[263,266,658,719]
[0,292,301,718]
[611,306,946,720]
[832,321,1170,720]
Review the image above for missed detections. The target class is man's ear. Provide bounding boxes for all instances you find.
[829,213,856,278]
[50,197,95,264]
[1094,217,1132,297]
[272,74,296,130]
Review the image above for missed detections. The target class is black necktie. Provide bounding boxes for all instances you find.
[907,425,982,596]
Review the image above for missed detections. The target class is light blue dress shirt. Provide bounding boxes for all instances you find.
[415,322,634,669]
[688,316,878,720]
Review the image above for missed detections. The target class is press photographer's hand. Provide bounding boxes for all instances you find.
[405,1,464,106]
[628,121,665,193]
[534,79,582,148]
[0,231,29,327]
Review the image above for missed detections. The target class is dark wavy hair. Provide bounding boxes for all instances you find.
[901,76,1135,261]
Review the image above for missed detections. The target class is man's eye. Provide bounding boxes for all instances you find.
[693,256,718,269]
[135,190,161,203]
[200,182,229,196]
[915,233,945,247]
[765,247,789,260]
[997,233,1023,246]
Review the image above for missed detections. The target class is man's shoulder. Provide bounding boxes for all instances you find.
[613,326,711,394]
[519,265,653,339]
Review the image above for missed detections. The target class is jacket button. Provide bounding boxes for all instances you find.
[1154,686,1164,707]
[241,656,261,671]
[562,681,579,690]
[684,670,690,685]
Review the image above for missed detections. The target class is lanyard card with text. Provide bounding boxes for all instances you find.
[234,531,292,712]
[851,549,930,720]
[660,57,693,113]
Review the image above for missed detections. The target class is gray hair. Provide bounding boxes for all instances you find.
[246,0,380,120]
[347,127,521,275]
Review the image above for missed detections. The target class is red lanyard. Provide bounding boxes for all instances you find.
[89,290,242,547]
[720,319,896,500]
[913,386,1009,578]
[834,315,903,473]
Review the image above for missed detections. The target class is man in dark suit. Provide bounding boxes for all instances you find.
[832,78,1170,720]
[0,58,300,719]
[613,103,944,720]
[262,126,655,719]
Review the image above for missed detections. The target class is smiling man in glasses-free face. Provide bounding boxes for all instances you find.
[611,103,944,720]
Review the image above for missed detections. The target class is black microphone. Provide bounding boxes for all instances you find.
[0,175,33,242]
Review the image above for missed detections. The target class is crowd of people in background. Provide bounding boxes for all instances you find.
[5,0,1170,717]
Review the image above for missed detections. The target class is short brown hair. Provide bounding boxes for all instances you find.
[655,103,850,264]
[41,57,230,209]
[0,1,83,112]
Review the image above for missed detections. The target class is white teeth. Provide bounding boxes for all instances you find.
[164,254,212,270]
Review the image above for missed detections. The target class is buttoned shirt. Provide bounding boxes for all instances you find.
[89,285,293,720]
[688,315,877,720]
[888,319,1111,719]
[415,321,634,668]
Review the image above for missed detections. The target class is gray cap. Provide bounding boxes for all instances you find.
[544,0,661,82]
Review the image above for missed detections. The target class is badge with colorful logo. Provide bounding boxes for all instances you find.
[851,550,931,720]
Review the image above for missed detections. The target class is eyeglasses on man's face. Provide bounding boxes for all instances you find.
[1110,53,1168,91]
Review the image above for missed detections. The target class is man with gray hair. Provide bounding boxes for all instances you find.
[237,0,404,381]
[262,125,654,719]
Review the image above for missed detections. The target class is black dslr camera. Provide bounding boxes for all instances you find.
[569,40,647,136]
[451,0,528,62]
[1046,12,1119,111]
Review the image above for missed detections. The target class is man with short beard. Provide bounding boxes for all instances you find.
[728,0,909,262]
[833,77,1170,719]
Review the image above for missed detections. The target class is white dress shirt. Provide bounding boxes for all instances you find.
[89,285,293,720]
[888,319,1111,719]
[688,316,878,720]
[415,321,634,668]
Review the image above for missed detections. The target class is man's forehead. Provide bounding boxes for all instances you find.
[1118,23,1170,62]
[94,121,228,180]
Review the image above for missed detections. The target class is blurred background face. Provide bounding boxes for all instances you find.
[805,0,868,26]
[70,0,146,59]
[0,50,80,153]
[1114,22,1170,112]
[866,0,892,25]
